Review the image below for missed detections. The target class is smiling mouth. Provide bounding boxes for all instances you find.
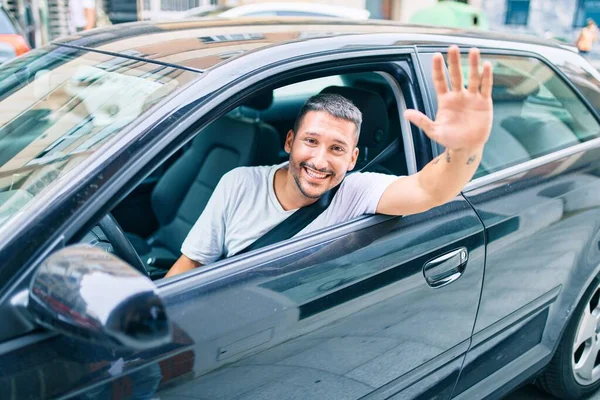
[303,166,331,180]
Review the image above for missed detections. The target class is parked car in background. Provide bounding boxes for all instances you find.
[184,2,370,20]
[0,5,30,63]
[2,17,600,400]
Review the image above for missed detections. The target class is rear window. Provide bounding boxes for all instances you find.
[455,53,600,179]
[0,46,198,226]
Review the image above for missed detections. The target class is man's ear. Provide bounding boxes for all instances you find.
[284,129,294,153]
[347,147,360,171]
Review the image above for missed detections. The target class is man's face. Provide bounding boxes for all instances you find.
[285,110,360,199]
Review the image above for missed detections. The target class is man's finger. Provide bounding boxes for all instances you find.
[432,53,449,94]
[467,47,481,94]
[480,61,493,98]
[447,45,463,91]
[404,109,436,137]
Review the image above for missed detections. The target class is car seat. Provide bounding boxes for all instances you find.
[126,91,280,272]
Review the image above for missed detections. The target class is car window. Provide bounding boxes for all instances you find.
[0,46,198,227]
[558,60,600,113]
[460,54,600,179]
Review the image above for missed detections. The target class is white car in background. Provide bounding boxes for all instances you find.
[184,2,370,20]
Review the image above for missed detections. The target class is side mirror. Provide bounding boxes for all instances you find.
[28,245,171,350]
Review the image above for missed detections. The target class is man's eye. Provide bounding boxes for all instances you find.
[332,146,344,153]
[306,138,317,144]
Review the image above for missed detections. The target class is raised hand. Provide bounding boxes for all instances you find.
[404,46,493,151]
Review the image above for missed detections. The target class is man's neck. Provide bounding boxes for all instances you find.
[274,167,319,211]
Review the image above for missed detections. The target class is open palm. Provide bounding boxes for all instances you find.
[404,46,493,151]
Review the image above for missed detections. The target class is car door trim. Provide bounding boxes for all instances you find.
[464,137,600,193]
[362,339,470,400]
[376,70,417,175]
[470,285,561,348]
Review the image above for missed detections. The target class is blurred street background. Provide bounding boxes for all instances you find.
[2,0,600,65]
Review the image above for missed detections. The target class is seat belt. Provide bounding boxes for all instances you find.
[236,183,340,255]
[237,137,401,255]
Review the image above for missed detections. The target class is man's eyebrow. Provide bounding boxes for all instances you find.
[303,131,349,147]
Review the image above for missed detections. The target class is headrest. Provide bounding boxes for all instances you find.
[192,115,256,151]
[243,90,273,111]
[491,74,540,102]
[320,86,389,149]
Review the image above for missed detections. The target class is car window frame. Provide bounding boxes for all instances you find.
[417,46,600,191]
[149,58,420,285]
[0,47,424,341]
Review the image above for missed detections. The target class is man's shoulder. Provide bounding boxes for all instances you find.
[342,171,399,184]
[220,165,276,186]
[337,171,400,195]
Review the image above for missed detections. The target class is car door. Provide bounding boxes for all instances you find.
[419,49,600,398]
[0,51,485,399]
[0,202,484,400]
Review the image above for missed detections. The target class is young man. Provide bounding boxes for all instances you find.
[577,19,599,55]
[69,0,96,34]
[165,46,493,278]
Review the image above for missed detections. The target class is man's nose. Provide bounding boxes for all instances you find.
[311,147,329,170]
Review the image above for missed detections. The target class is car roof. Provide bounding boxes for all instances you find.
[53,18,574,72]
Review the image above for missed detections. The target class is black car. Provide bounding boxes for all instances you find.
[1,18,600,400]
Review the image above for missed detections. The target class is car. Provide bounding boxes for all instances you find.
[0,5,30,63]
[1,17,600,400]
[217,2,370,19]
[183,2,370,20]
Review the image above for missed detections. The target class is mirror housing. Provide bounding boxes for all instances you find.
[28,245,171,350]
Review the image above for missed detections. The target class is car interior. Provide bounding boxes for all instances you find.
[100,70,410,280]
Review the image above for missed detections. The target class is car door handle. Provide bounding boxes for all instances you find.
[423,247,468,288]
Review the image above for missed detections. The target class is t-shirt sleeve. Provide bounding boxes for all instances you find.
[180,171,236,265]
[82,0,95,9]
[343,172,401,215]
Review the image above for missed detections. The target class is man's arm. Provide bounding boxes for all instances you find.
[377,46,493,216]
[165,254,202,278]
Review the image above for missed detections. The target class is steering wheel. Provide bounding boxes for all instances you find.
[98,213,151,278]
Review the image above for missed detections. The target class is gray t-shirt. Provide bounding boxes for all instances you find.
[181,163,399,264]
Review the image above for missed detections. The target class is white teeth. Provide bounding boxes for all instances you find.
[305,168,327,179]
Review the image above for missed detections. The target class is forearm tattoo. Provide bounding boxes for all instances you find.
[431,149,477,165]
[432,151,477,165]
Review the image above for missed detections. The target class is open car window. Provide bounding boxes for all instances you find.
[94,68,409,280]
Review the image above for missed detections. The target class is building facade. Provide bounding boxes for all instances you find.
[480,0,600,58]
[482,0,590,41]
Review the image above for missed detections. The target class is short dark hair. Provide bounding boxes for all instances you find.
[293,93,362,141]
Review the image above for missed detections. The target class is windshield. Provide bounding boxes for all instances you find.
[0,46,198,226]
